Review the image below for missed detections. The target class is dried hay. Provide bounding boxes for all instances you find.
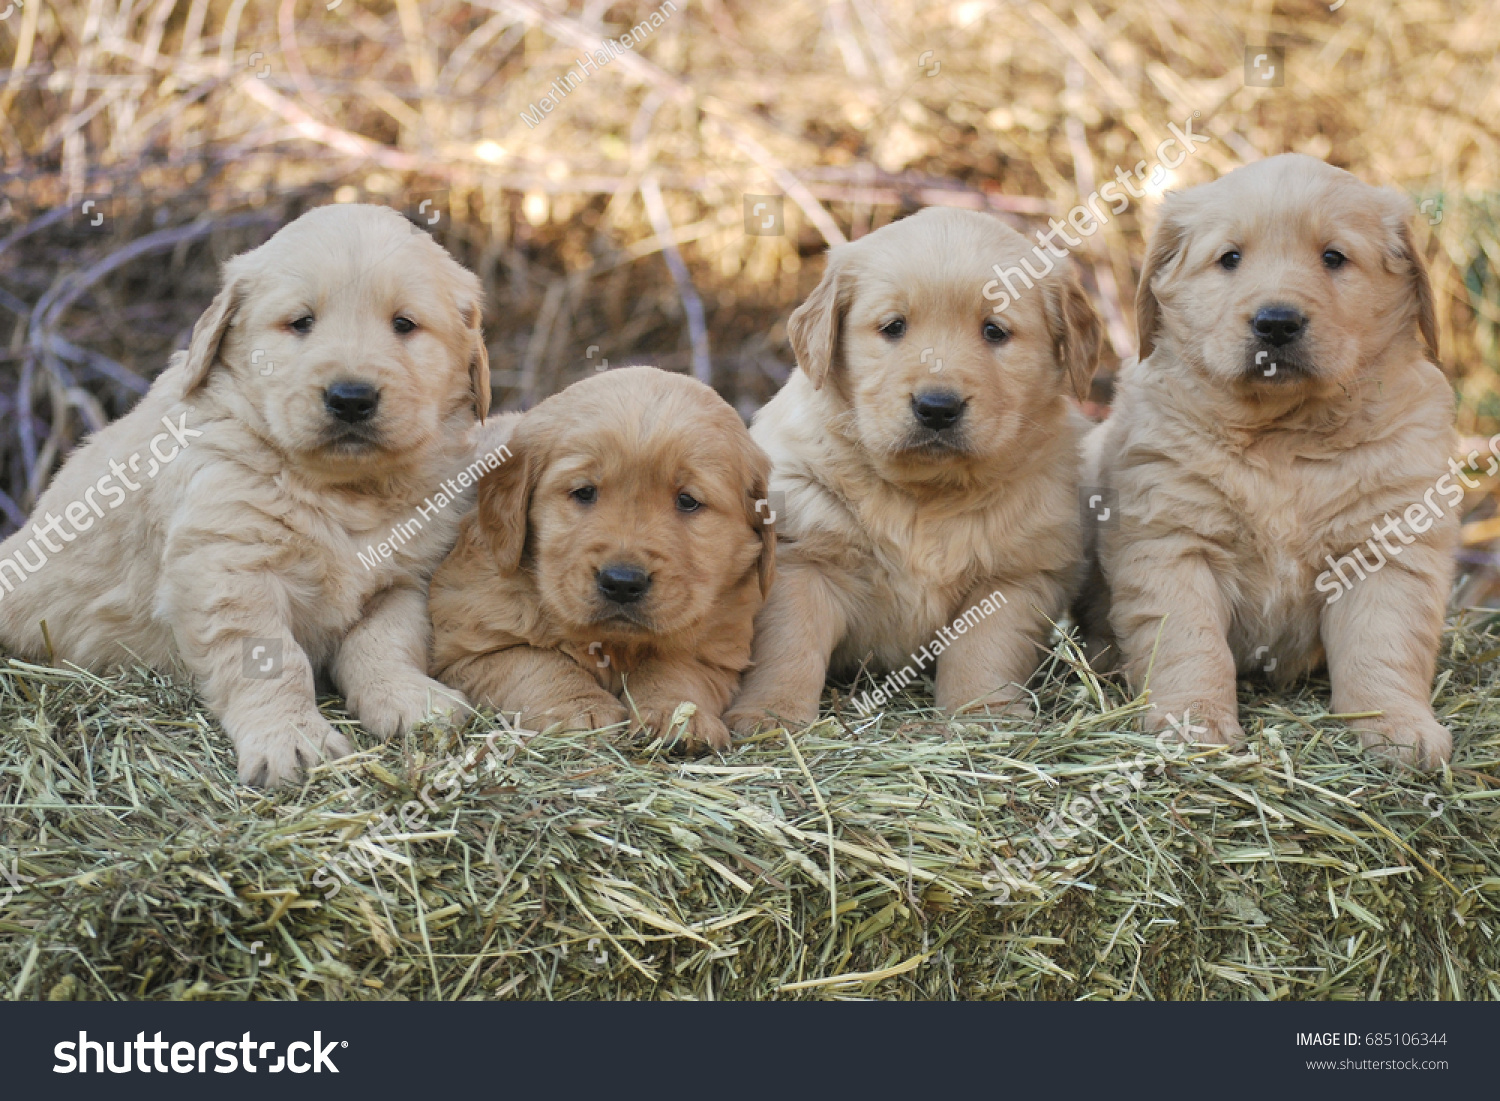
[2,616,1497,1001]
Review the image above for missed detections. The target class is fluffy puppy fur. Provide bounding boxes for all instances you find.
[429,366,775,752]
[1078,153,1458,766]
[725,206,1102,734]
[0,204,491,786]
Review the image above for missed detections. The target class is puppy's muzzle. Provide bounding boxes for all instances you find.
[1250,305,1305,348]
[911,389,967,432]
[596,562,651,606]
[324,381,382,425]
[1245,304,1313,382]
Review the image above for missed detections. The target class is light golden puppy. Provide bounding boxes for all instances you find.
[0,204,491,786]
[725,206,1102,733]
[1079,153,1457,766]
[429,366,775,752]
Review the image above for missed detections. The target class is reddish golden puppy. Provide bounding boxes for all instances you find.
[429,367,774,751]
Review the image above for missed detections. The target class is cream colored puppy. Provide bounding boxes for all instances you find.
[1080,154,1457,766]
[0,204,491,786]
[726,207,1101,733]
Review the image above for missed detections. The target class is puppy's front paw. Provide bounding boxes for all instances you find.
[523,692,628,733]
[1146,701,1243,747]
[351,675,471,740]
[234,714,355,788]
[631,701,731,753]
[724,699,817,738]
[1356,714,1453,769]
[947,688,1035,721]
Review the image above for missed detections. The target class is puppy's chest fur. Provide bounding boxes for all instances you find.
[1204,451,1332,663]
[1118,421,1452,677]
[807,477,1070,671]
[272,481,468,657]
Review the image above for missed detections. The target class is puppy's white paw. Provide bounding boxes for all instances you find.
[631,701,731,753]
[724,698,817,738]
[948,690,1036,721]
[234,715,354,788]
[1357,714,1453,769]
[528,692,629,733]
[351,675,471,740]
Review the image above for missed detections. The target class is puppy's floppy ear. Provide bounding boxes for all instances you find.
[1044,262,1104,401]
[476,420,542,573]
[786,250,850,390]
[1382,191,1440,365]
[182,272,246,393]
[462,301,492,422]
[1135,200,1190,362]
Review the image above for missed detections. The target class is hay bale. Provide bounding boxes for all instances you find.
[2,618,1497,1001]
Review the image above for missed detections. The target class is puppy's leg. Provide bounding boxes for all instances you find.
[167,572,352,788]
[442,647,627,732]
[622,659,740,752]
[1321,554,1452,767]
[335,585,470,739]
[1111,544,1243,745]
[0,533,49,660]
[724,562,846,736]
[935,577,1063,719]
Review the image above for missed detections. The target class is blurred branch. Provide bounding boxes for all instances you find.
[634,92,711,385]
[237,75,424,172]
[0,208,73,265]
[12,212,276,498]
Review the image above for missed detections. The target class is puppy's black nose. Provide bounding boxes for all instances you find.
[324,381,381,424]
[1251,306,1306,347]
[911,389,966,431]
[597,564,651,605]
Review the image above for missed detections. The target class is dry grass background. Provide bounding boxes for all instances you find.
[2,0,1499,536]
[2,0,1500,1000]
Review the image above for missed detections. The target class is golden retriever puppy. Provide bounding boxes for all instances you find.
[725,206,1102,734]
[1079,153,1457,766]
[0,204,491,786]
[429,366,775,751]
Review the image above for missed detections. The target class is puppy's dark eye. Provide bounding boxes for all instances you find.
[1218,250,1241,271]
[982,320,1009,344]
[879,317,906,339]
[1322,249,1347,270]
[570,486,597,504]
[290,315,314,334]
[393,316,417,334]
[676,492,701,513]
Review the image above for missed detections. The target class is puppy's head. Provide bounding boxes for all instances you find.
[1136,153,1438,394]
[475,367,774,644]
[788,207,1100,487]
[183,203,490,478]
